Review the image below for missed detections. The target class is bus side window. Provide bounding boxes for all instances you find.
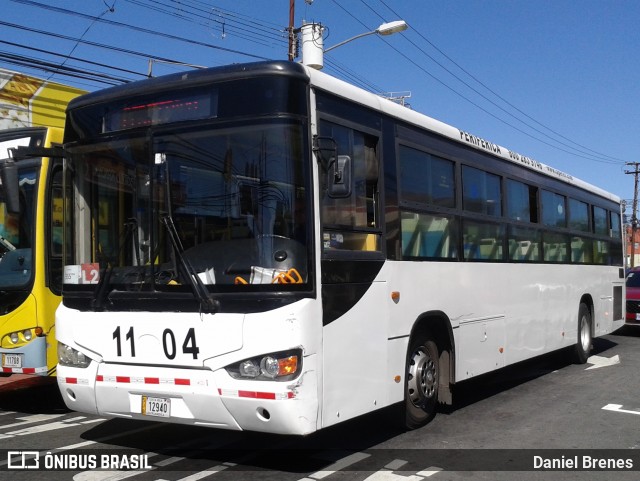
[401,212,457,260]
[462,220,503,261]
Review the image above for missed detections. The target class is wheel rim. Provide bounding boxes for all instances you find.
[579,315,590,352]
[407,346,437,407]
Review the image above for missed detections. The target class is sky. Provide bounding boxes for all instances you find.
[2,0,639,215]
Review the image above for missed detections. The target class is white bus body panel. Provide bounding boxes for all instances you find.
[319,261,624,428]
[56,300,321,435]
[321,281,390,428]
[386,261,623,382]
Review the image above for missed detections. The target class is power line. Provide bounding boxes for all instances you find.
[123,0,286,49]
[372,0,626,166]
[1,21,211,68]
[0,40,142,80]
[0,51,130,85]
[1,0,631,168]
[45,0,117,84]
[9,0,269,61]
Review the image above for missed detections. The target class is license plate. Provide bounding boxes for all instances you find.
[2,353,23,368]
[141,396,170,418]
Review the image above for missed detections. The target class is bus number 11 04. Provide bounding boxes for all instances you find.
[112,326,200,360]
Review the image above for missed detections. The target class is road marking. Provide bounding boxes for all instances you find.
[602,404,640,416]
[0,413,67,430]
[299,452,371,480]
[81,418,106,424]
[172,463,236,481]
[154,456,186,467]
[364,472,424,481]
[0,415,97,439]
[361,460,444,481]
[585,354,620,370]
[0,421,161,468]
[384,459,408,470]
[73,452,161,481]
[416,467,443,477]
[73,435,241,480]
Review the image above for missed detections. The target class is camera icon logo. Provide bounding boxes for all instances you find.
[7,451,40,469]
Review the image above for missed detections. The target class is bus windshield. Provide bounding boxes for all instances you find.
[64,121,311,302]
[0,164,38,289]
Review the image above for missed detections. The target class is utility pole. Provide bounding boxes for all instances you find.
[288,0,296,61]
[625,162,640,267]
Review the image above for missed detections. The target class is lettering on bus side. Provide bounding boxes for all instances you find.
[507,150,543,171]
[112,326,200,360]
[458,130,501,154]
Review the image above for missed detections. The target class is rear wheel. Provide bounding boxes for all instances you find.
[404,334,439,429]
[574,302,592,364]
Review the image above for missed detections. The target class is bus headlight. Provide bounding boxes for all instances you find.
[9,333,19,344]
[225,349,301,381]
[58,342,91,368]
[22,330,33,342]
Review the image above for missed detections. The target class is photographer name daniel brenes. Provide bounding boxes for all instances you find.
[533,455,633,470]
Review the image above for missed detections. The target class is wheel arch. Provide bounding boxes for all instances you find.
[409,310,455,405]
[579,293,594,336]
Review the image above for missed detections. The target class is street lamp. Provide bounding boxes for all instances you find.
[324,20,408,53]
[301,20,408,70]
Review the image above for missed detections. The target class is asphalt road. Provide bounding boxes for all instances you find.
[0,327,639,481]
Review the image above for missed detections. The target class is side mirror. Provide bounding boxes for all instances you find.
[0,158,20,214]
[328,155,352,198]
[313,136,337,172]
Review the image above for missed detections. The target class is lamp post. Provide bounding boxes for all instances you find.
[301,20,408,70]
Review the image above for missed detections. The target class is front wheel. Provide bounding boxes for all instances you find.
[404,334,439,429]
[573,302,592,364]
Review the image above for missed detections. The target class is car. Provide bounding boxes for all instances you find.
[626,266,640,325]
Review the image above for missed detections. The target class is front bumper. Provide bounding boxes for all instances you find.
[0,336,49,375]
[57,355,318,435]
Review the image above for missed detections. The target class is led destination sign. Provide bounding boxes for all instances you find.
[104,92,216,132]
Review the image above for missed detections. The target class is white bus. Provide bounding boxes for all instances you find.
[56,61,625,435]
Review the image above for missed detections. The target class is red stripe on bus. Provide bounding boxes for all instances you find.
[144,377,160,384]
[219,389,294,400]
[255,391,276,400]
[238,390,257,398]
[96,375,104,382]
[65,377,78,384]
[116,376,130,383]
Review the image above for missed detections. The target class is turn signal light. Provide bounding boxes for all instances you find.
[277,355,298,376]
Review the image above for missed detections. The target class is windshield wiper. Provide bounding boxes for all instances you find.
[161,214,220,314]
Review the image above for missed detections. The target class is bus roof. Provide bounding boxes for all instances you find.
[66,60,619,204]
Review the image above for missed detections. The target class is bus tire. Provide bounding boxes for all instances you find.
[404,333,439,429]
[574,302,592,364]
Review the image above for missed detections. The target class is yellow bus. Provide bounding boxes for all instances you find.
[0,69,85,376]
[0,127,64,375]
